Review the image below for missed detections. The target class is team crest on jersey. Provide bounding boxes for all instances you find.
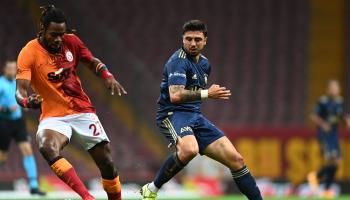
[65,51,73,62]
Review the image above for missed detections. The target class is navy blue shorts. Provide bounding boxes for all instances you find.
[157,111,224,154]
[317,131,340,160]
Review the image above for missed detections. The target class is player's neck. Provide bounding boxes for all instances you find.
[194,55,200,63]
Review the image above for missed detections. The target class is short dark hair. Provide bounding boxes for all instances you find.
[39,5,66,30]
[182,20,208,37]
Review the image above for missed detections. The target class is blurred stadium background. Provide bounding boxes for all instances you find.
[1,0,350,199]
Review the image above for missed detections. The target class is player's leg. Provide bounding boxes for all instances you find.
[150,135,198,190]
[196,116,262,199]
[18,142,45,195]
[88,141,121,200]
[70,113,121,200]
[308,138,339,195]
[0,119,12,167]
[14,118,45,195]
[142,113,199,199]
[203,136,262,200]
[37,118,94,200]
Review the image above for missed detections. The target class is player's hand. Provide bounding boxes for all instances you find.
[28,94,43,109]
[104,76,127,96]
[168,136,183,149]
[321,122,331,132]
[208,84,231,100]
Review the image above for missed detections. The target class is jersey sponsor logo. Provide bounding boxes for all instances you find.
[169,72,186,78]
[47,67,70,82]
[65,51,73,62]
[180,126,193,133]
[192,74,197,80]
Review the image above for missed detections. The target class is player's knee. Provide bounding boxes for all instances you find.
[19,142,33,156]
[230,153,245,170]
[39,141,60,161]
[178,144,199,163]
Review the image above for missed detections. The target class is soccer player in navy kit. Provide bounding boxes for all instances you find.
[141,20,262,200]
[308,80,350,198]
[0,61,45,196]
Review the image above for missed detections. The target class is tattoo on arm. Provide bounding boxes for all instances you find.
[169,85,201,103]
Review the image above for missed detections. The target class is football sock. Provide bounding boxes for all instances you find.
[153,153,185,189]
[148,182,159,193]
[317,165,331,180]
[102,176,122,200]
[50,156,92,199]
[324,164,337,189]
[317,164,337,182]
[232,166,262,200]
[23,155,39,189]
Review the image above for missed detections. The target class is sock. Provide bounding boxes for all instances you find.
[101,176,121,200]
[148,182,159,193]
[50,156,92,199]
[153,153,185,189]
[324,164,337,189]
[23,155,39,189]
[317,165,332,181]
[232,166,262,200]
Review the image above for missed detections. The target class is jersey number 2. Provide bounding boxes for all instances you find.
[89,124,100,136]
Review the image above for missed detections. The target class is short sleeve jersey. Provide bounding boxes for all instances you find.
[0,76,22,120]
[157,48,211,116]
[16,34,95,120]
[314,95,345,131]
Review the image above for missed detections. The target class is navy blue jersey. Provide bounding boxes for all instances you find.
[157,48,210,117]
[314,95,344,159]
[0,76,22,120]
[314,95,344,132]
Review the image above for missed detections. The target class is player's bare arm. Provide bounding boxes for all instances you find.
[310,113,331,132]
[169,84,231,104]
[15,79,42,109]
[81,57,127,96]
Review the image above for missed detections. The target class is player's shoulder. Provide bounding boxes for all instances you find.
[319,95,329,104]
[166,49,189,65]
[335,96,344,103]
[64,34,81,43]
[18,39,40,58]
[22,38,40,51]
[169,48,187,60]
[200,54,208,61]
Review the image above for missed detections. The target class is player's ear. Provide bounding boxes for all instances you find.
[204,36,208,44]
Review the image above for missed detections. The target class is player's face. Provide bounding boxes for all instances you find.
[3,61,17,79]
[182,31,207,56]
[43,22,66,53]
[327,81,341,97]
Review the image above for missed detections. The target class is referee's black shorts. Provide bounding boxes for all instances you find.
[0,117,29,151]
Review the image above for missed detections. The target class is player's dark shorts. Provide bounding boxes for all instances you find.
[317,131,340,160]
[157,111,224,154]
[0,118,29,151]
